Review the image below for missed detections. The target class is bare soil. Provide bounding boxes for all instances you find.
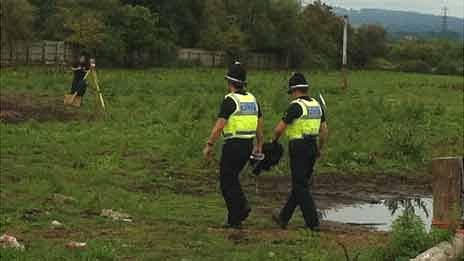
[174,171,431,236]
[174,172,432,209]
[0,93,90,123]
[255,173,432,209]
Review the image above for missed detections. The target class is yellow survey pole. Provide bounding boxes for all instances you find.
[91,68,106,111]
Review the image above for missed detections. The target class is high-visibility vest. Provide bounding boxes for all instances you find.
[286,98,322,140]
[223,92,258,139]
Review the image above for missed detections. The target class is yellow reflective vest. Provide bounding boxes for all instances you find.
[223,92,259,139]
[286,98,322,140]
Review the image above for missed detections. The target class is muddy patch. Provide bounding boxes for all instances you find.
[438,83,464,92]
[322,197,433,231]
[207,227,297,243]
[172,172,432,209]
[208,221,388,246]
[244,173,432,210]
[177,172,432,233]
[0,93,90,123]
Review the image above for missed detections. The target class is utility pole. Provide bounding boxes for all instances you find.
[442,6,448,33]
[342,15,349,90]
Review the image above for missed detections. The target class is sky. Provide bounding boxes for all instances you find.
[321,0,464,18]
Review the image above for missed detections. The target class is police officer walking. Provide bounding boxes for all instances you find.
[203,62,264,229]
[271,73,328,231]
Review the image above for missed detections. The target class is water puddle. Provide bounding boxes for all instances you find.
[322,197,433,231]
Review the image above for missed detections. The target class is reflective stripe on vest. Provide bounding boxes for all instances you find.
[286,98,322,140]
[223,92,258,139]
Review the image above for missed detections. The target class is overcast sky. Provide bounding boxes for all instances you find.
[321,0,464,18]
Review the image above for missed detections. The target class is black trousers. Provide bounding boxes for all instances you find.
[70,79,87,97]
[220,138,253,226]
[280,139,319,229]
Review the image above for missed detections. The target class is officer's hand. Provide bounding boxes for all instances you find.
[203,144,213,160]
[253,144,262,155]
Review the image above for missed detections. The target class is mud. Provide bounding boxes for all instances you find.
[254,173,432,210]
[174,172,432,210]
[0,93,90,123]
[174,172,432,234]
[441,83,464,92]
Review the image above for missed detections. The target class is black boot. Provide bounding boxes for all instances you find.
[272,211,287,229]
[239,207,251,222]
[222,221,242,230]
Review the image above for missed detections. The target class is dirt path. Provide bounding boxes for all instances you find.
[0,93,90,123]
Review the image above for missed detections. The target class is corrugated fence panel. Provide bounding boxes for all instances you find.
[177,48,279,69]
[1,41,73,66]
[1,44,281,69]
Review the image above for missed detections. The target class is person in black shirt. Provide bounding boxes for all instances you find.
[271,72,328,231]
[203,62,264,229]
[69,53,90,105]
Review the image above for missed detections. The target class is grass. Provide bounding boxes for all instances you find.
[0,67,463,260]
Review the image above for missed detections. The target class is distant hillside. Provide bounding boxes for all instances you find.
[333,7,464,39]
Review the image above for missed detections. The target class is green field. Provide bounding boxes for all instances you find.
[0,68,463,260]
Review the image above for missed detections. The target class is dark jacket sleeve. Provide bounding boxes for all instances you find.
[217,97,237,119]
[282,103,303,125]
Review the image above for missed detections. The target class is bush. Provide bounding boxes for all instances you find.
[383,102,428,162]
[387,211,428,260]
[399,60,432,74]
[435,60,459,75]
[366,58,396,70]
[385,210,453,260]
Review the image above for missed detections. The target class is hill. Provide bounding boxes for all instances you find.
[333,7,464,39]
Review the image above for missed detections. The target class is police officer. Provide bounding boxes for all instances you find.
[271,73,328,231]
[203,62,264,229]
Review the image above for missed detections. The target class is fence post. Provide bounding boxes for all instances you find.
[26,44,30,65]
[8,44,13,65]
[432,156,464,230]
[42,41,46,65]
[56,41,59,65]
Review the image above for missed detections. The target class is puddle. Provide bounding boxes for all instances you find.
[322,198,433,231]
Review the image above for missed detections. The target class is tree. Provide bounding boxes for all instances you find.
[28,0,62,40]
[198,0,228,50]
[29,0,121,41]
[0,0,35,50]
[109,5,170,66]
[121,0,204,48]
[351,25,388,67]
[298,1,342,68]
[65,12,107,51]
[268,0,300,67]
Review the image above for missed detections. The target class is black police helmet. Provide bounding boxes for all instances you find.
[288,72,309,94]
[225,61,247,87]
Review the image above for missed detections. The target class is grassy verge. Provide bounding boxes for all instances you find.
[0,67,463,260]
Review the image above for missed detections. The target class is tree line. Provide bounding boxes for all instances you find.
[1,0,463,74]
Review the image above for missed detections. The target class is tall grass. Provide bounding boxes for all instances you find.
[1,68,463,174]
[0,67,463,260]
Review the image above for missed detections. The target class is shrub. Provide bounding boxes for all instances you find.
[387,211,428,260]
[367,57,396,70]
[385,210,454,260]
[383,102,428,162]
[435,60,459,75]
[399,60,432,74]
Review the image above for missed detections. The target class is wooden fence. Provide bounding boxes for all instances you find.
[1,42,281,69]
[177,48,280,69]
[1,41,74,66]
